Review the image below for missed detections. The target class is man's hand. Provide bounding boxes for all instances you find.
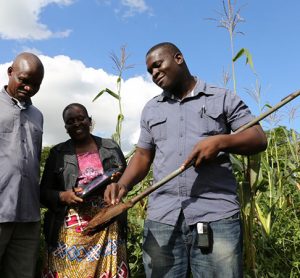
[111,171,123,182]
[183,135,224,168]
[59,188,83,205]
[104,182,129,205]
[183,125,268,169]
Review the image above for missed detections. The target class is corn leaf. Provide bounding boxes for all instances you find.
[93,88,119,102]
[233,48,255,72]
[255,203,271,235]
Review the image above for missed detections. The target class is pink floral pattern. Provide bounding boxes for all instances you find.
[77,151,104,185]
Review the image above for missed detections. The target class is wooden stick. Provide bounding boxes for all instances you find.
[82,161,194,234]
[83,89,300,234]
[236,89,300,132]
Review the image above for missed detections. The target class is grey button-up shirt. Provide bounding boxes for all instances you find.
[137,78,254,226]
[0,87,43,222]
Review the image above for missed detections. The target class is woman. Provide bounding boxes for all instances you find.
[40,103,129,278]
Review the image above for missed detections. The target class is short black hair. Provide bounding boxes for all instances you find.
[62,103,89,120]
[146,42,181,57]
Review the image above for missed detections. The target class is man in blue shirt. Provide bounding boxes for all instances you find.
[0,52,44,278]
[105,42,267,277]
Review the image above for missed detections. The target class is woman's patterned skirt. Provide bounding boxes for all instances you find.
[42,198,129,278]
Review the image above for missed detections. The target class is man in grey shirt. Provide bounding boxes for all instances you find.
[0,52,44,278]
[104,42,267,277]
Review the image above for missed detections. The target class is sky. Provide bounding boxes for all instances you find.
[0,0,299,152]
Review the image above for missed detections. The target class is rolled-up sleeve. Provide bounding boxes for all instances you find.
[137,105,155,150]
[224,90,255,132]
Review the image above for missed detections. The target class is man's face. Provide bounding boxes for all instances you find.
[7,60,43,102]
[146,47,183,92]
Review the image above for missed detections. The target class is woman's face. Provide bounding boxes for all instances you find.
[64,105,91,142]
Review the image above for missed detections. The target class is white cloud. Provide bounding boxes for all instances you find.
[20,47,43,55]
[97,0,151,17]
[0,0,73,40]
[121,0,150,15]
[0,55,160,153]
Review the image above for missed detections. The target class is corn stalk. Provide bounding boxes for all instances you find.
[93,45,133,147]
[208,0,245,94]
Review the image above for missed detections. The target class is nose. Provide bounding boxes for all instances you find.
[24,85,31,91]
[73,119,82,126]
[23,84,40,95]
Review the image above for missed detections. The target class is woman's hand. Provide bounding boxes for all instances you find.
[59,188,83,205]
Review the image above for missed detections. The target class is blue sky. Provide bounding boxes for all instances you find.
[0,0,299,151]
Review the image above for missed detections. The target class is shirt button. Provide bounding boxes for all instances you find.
[179,153,182,156]
[22,139,25,143]
[180,116,184,121]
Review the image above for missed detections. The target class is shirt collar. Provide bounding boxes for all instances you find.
[2,86,31,109]
[157,77,210,102]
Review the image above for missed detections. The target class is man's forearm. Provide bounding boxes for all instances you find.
[118,147,154,191]
[221,125,267,155]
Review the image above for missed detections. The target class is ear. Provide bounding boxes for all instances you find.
[7,66,13,76]
[89,116,92,125]
[174,52,184,65]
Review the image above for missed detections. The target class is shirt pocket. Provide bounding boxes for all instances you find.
[32,126,43,145]
[149,116,167,142]
[0,116,14,133]
[0,123,13,133]
[199,102,226,136]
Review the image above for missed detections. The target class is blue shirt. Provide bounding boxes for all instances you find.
[137,78,254,226]
[0,87,43,222]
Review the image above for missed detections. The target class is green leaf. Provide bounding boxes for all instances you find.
[105,88,120,100]
[255,203,271,235]
[249,154,262,191]
[92,88,120,102]
[230,154,244,172]
[92,89,106,102]
[262,103,273,110]
[233,48,255,72]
